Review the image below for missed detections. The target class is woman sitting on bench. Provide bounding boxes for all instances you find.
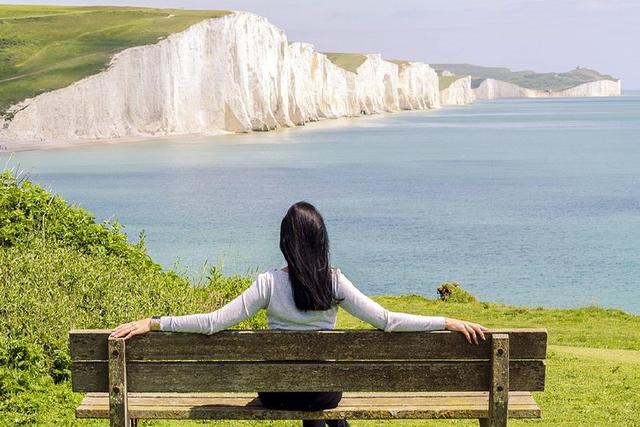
[111,201,487,427]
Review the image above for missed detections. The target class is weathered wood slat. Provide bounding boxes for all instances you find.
[70,329,547,362]
[76,392,541,420]
[81,391,536,400]
[81,390,537,402]
[72,360,545,393]
[81,396,539,407]
[81,392,537,402]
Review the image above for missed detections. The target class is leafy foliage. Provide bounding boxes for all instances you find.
[0,170,154,267]
[0,170,258,424]
[436,282,478,303]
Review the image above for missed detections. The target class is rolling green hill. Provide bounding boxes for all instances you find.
[432,63,617,91]
[0,5,228,114]
[438,74,465,91]
[323,52,367,73]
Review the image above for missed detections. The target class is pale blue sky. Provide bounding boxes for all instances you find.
[6,0,639,88]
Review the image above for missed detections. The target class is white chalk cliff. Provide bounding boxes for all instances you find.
[475,78,621,100]
[440,76,475,106]
[0,12,441,143]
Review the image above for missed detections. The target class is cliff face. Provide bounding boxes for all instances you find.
[397,62,441,109]
[475,78,621,99]
[551,79,621,97]
[0,12,440,143]
[440,76,475,105]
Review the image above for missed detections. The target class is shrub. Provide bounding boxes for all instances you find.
[0,170,155,269]
[436,282,478,303]
[0,170,261,423]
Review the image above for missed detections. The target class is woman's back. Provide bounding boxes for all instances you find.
[266,269,339,330]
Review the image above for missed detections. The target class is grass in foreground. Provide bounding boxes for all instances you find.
[1,171,638,425]
[0,5,229,114]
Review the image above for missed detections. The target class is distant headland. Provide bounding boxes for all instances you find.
[432,64,621,99]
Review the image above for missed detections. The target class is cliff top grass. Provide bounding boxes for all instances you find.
[433,63,618,91]
[438,74,465,91]
[0,5,229,114]
[323,52,367,73]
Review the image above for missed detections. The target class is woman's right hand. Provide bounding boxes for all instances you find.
[444,317,488,344]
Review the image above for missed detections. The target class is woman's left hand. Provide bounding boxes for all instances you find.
[110,318,151,339]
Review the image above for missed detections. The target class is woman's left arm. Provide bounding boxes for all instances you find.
[110,276,270,339]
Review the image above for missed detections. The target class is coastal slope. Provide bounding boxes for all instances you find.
[0,12,440,143]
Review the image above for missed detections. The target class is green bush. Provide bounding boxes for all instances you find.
[0,171,260,424]
[436,282,478,303]
[0,170,155,268]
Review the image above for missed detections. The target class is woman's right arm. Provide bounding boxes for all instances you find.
[111,275,270,339]
[159,277,270,334]
[336,270,487,344]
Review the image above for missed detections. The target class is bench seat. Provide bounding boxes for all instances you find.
[77,391,541,420]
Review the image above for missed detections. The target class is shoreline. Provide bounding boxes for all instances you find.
[2,93,636,154]
[0,107,442,153]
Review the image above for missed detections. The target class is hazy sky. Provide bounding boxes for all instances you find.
[6,0,640,88]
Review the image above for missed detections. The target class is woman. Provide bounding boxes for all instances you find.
[112,201,487,427]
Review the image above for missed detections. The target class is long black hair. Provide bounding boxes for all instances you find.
[280,201,337,311]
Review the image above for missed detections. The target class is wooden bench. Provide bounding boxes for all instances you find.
[69,328,547,427]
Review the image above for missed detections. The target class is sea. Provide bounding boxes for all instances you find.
[3,94,639,313]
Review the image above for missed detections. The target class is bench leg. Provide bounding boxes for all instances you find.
[109,338,129,427]
[479,417,505,427]
[130,419,138,427]
[481,334,510,427]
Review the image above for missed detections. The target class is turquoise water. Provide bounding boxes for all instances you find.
[4,96,640,313]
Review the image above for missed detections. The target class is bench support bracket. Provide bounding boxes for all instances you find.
[108,337,129,427]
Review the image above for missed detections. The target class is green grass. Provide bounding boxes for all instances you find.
[55,300,640,427]
[0,5,229,115]
[323,52,367,73]
[1,170,639,425]
[432,63,618,91]
[439,74,465,91]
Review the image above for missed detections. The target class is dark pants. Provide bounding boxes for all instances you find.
[258,391,349,427]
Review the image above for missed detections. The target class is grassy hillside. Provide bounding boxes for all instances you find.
[432,63,617,91]
[324,52,367,73]
[438,74,465,91]
[0,5,229,115]
[1,170,638,425]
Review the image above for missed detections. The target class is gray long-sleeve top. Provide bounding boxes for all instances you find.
[160,268,446,333]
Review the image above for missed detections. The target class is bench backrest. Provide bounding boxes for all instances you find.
[69,329,546,393]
